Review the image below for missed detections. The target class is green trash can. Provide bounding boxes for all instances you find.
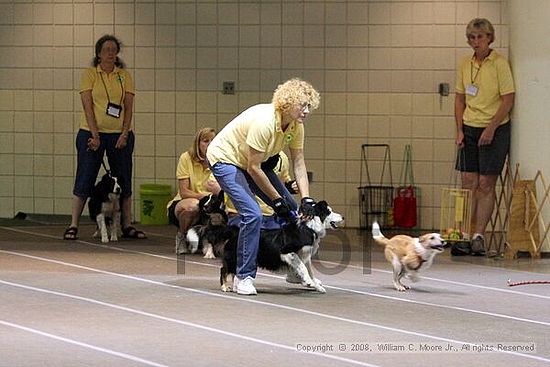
[140,184,172,225]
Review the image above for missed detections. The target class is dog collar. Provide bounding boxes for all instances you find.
[411,255,426,271]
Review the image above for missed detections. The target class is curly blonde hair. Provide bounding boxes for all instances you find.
[189,127,216,162]
[272,78,320,114]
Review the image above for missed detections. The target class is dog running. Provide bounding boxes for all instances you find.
[371,221,446,291]
[218,200,344,294]
[88,172,122,243]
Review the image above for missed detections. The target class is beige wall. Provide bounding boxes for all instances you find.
[509,0,550,176]
[0,0,509,228]
[508,0,550,250]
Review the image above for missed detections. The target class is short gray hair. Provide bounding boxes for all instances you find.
[466,18,495,44]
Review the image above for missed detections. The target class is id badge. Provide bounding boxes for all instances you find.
[465,84,478,97]
[106,102,122,118]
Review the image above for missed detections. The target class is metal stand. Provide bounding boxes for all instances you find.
[358,144,394,229]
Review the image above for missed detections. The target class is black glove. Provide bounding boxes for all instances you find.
[299,197,316,217]
[284,180,298,194]
[261,154,280,171]
[272,197,292,219]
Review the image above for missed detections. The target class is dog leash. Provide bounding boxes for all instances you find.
[101,158,112,176]
[274,210,299,226]
[507,279,550,287]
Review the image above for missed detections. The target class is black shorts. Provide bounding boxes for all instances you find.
[167,200,180,227]
[456,122,510,175]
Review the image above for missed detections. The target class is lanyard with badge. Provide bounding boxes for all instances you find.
[466,53,488,97]
[100,72,124,118]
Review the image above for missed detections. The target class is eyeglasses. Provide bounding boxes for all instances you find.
[300,102,311,111]
[467,33,489,41]
[101,46,119,54]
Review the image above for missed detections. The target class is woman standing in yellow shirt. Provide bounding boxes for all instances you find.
[64,35,145,240]
[454,18,515,255]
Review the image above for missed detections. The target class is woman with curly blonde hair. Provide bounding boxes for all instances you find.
[206,78,320,295]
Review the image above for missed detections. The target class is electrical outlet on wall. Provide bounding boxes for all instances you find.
[223,81,235,95]
[438,82,450,96]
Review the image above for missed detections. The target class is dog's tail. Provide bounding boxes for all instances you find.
[371,221,390,247]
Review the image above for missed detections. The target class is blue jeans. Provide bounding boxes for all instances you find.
[211,162,297,279]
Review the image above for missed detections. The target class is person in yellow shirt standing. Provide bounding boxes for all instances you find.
[167,127,220,254]
[64,35,145,240]
[454,18,515,255]
[206,78,320,295]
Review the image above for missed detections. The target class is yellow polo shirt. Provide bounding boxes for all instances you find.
[277,150,292,183]
[206,103,304,169]
[79,65,135,133]
[455,50,515,128]
[167,151,212,208]
[225,150,293,216]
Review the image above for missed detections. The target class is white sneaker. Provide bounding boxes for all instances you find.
[175,232,186,254]
[232,276,240,292]
[236,276,257,295]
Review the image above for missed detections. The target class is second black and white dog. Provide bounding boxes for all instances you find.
[185,193,232,258]
[88,173,122,243]
[218,200,344,294]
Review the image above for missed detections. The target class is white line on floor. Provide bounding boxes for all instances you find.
[318,260,550,301]
[1,250,549,364]
[3,226,548,301]
[0,279,378,367]
[0,319,168,367]
[2,226,550,328]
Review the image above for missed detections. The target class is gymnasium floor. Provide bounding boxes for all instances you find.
[0,217,549,367]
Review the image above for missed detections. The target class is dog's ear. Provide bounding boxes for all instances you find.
[106,175,117,190]
[212,191,223,204]
[97,175,108,190]
[210,191,224,208]
[418,233,437,246]
[198,194,210,210]
[101,174,115,189]
[314,201,330,221]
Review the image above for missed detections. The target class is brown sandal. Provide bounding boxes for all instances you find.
[63,227,79,240]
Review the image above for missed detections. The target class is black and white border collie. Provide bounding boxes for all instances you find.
[185,193,231,259]
[88,173,122,243]
[218,200,344,294]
